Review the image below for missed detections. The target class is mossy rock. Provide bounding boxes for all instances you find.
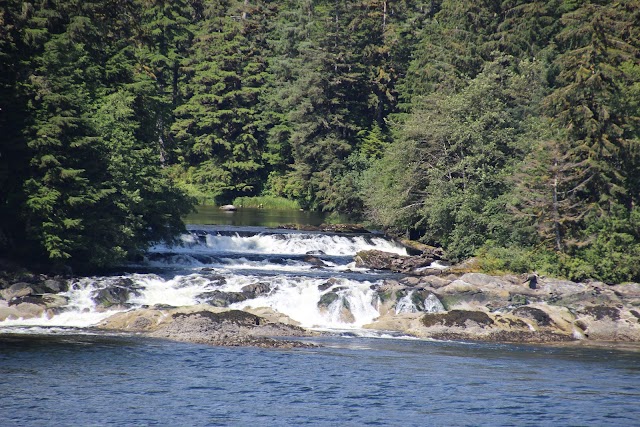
[172,310,262,326]
[318,292,340,308]
[422,310,495,328]
[512,306,553,326]
[581,305,620,321]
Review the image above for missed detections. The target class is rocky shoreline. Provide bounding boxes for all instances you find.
[356,249,640,344]
[99,305,318,349]
[1,250,640,348]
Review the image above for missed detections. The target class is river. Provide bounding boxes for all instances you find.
[1,208,639,426]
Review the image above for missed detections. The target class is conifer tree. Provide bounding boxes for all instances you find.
[546,0,640,213]
[172,0,272,203]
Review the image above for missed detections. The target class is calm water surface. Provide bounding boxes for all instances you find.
[1,333,639,426]
[184,206,344,227]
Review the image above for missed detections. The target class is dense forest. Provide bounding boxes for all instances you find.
[0,0,639,281]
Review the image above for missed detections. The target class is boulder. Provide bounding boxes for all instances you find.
[355,249,445,273]
[92,279,140,308]
[303,255,328,268]
[0,282,34,301]
[512,306,554,327]
[317,290,354,323]
[241,282,272,298]
[422,310,495,329]
[318,278,340,291]
[354,250,409,271]
[42,278,68,293]
[149,309,314,348]
[9,294,68,308]
[198,290,248,307]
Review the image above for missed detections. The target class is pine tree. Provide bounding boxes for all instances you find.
[400,0,501,101]
[172,0,273,203]
[546,1,640,212]
[0,0,30,252]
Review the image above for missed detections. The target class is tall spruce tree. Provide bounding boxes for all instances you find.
[172,0,272,203]
[546,1,640,213]
[0,0,29,253]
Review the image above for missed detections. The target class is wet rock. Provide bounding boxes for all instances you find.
[303,255,328,268]
[0,282,34,301]
[354,249,445,274]
[422,310,495,328]
[149,309,315,348]
[92,279,140,308]
[7,294,67,308]
[318,292,340,308]
[306,250,326,256]
[354,250,409,271]
[460,330,576,343]
[512,306,553,327]
[241,282,271,297]
[199,290,248,307]
[317,290,354,323]
[219,204,237,211]
[172,309,262,326]
[581,305,620,321]
[42,278,67,293]
[318,278,340,291]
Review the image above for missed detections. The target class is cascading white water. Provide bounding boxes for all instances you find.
[424,293,446,313]
[151,230,408,257]
[395,291,418,314]
[0,228,417,331]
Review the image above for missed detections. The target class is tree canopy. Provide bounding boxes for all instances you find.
[0,0,638,281]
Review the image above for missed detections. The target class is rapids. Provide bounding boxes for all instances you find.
[0,225,416,332]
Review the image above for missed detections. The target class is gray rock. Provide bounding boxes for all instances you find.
[241,282,272,297]
[1,282,33,301]
[92,279,140,308]
[422,310,495,328]
[318,278,340,291]
[43,278,67,293]
[199,290,248,307]
[512,306,554,327]
[149,310,314,348]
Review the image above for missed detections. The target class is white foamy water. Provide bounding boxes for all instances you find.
[151,231,408,257]
[0,227,416,331]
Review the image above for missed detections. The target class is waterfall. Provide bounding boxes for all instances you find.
[395,291,418,314]
[424,293,445,313]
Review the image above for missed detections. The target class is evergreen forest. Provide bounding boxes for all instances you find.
[1,0,639,282]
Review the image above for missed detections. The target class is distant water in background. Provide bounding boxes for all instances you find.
[1,334,639,426]
[184,206,346,227]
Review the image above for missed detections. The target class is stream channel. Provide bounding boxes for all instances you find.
[1,208,639,426]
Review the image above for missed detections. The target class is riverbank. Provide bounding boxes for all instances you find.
[1,237,639,348]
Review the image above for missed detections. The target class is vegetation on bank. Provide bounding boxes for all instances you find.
[0,0,639,282]
[232,196,301,210]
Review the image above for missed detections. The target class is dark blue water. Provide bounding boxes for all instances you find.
[1,333,639,426]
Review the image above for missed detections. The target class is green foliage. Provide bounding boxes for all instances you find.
[1,0,639,281]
